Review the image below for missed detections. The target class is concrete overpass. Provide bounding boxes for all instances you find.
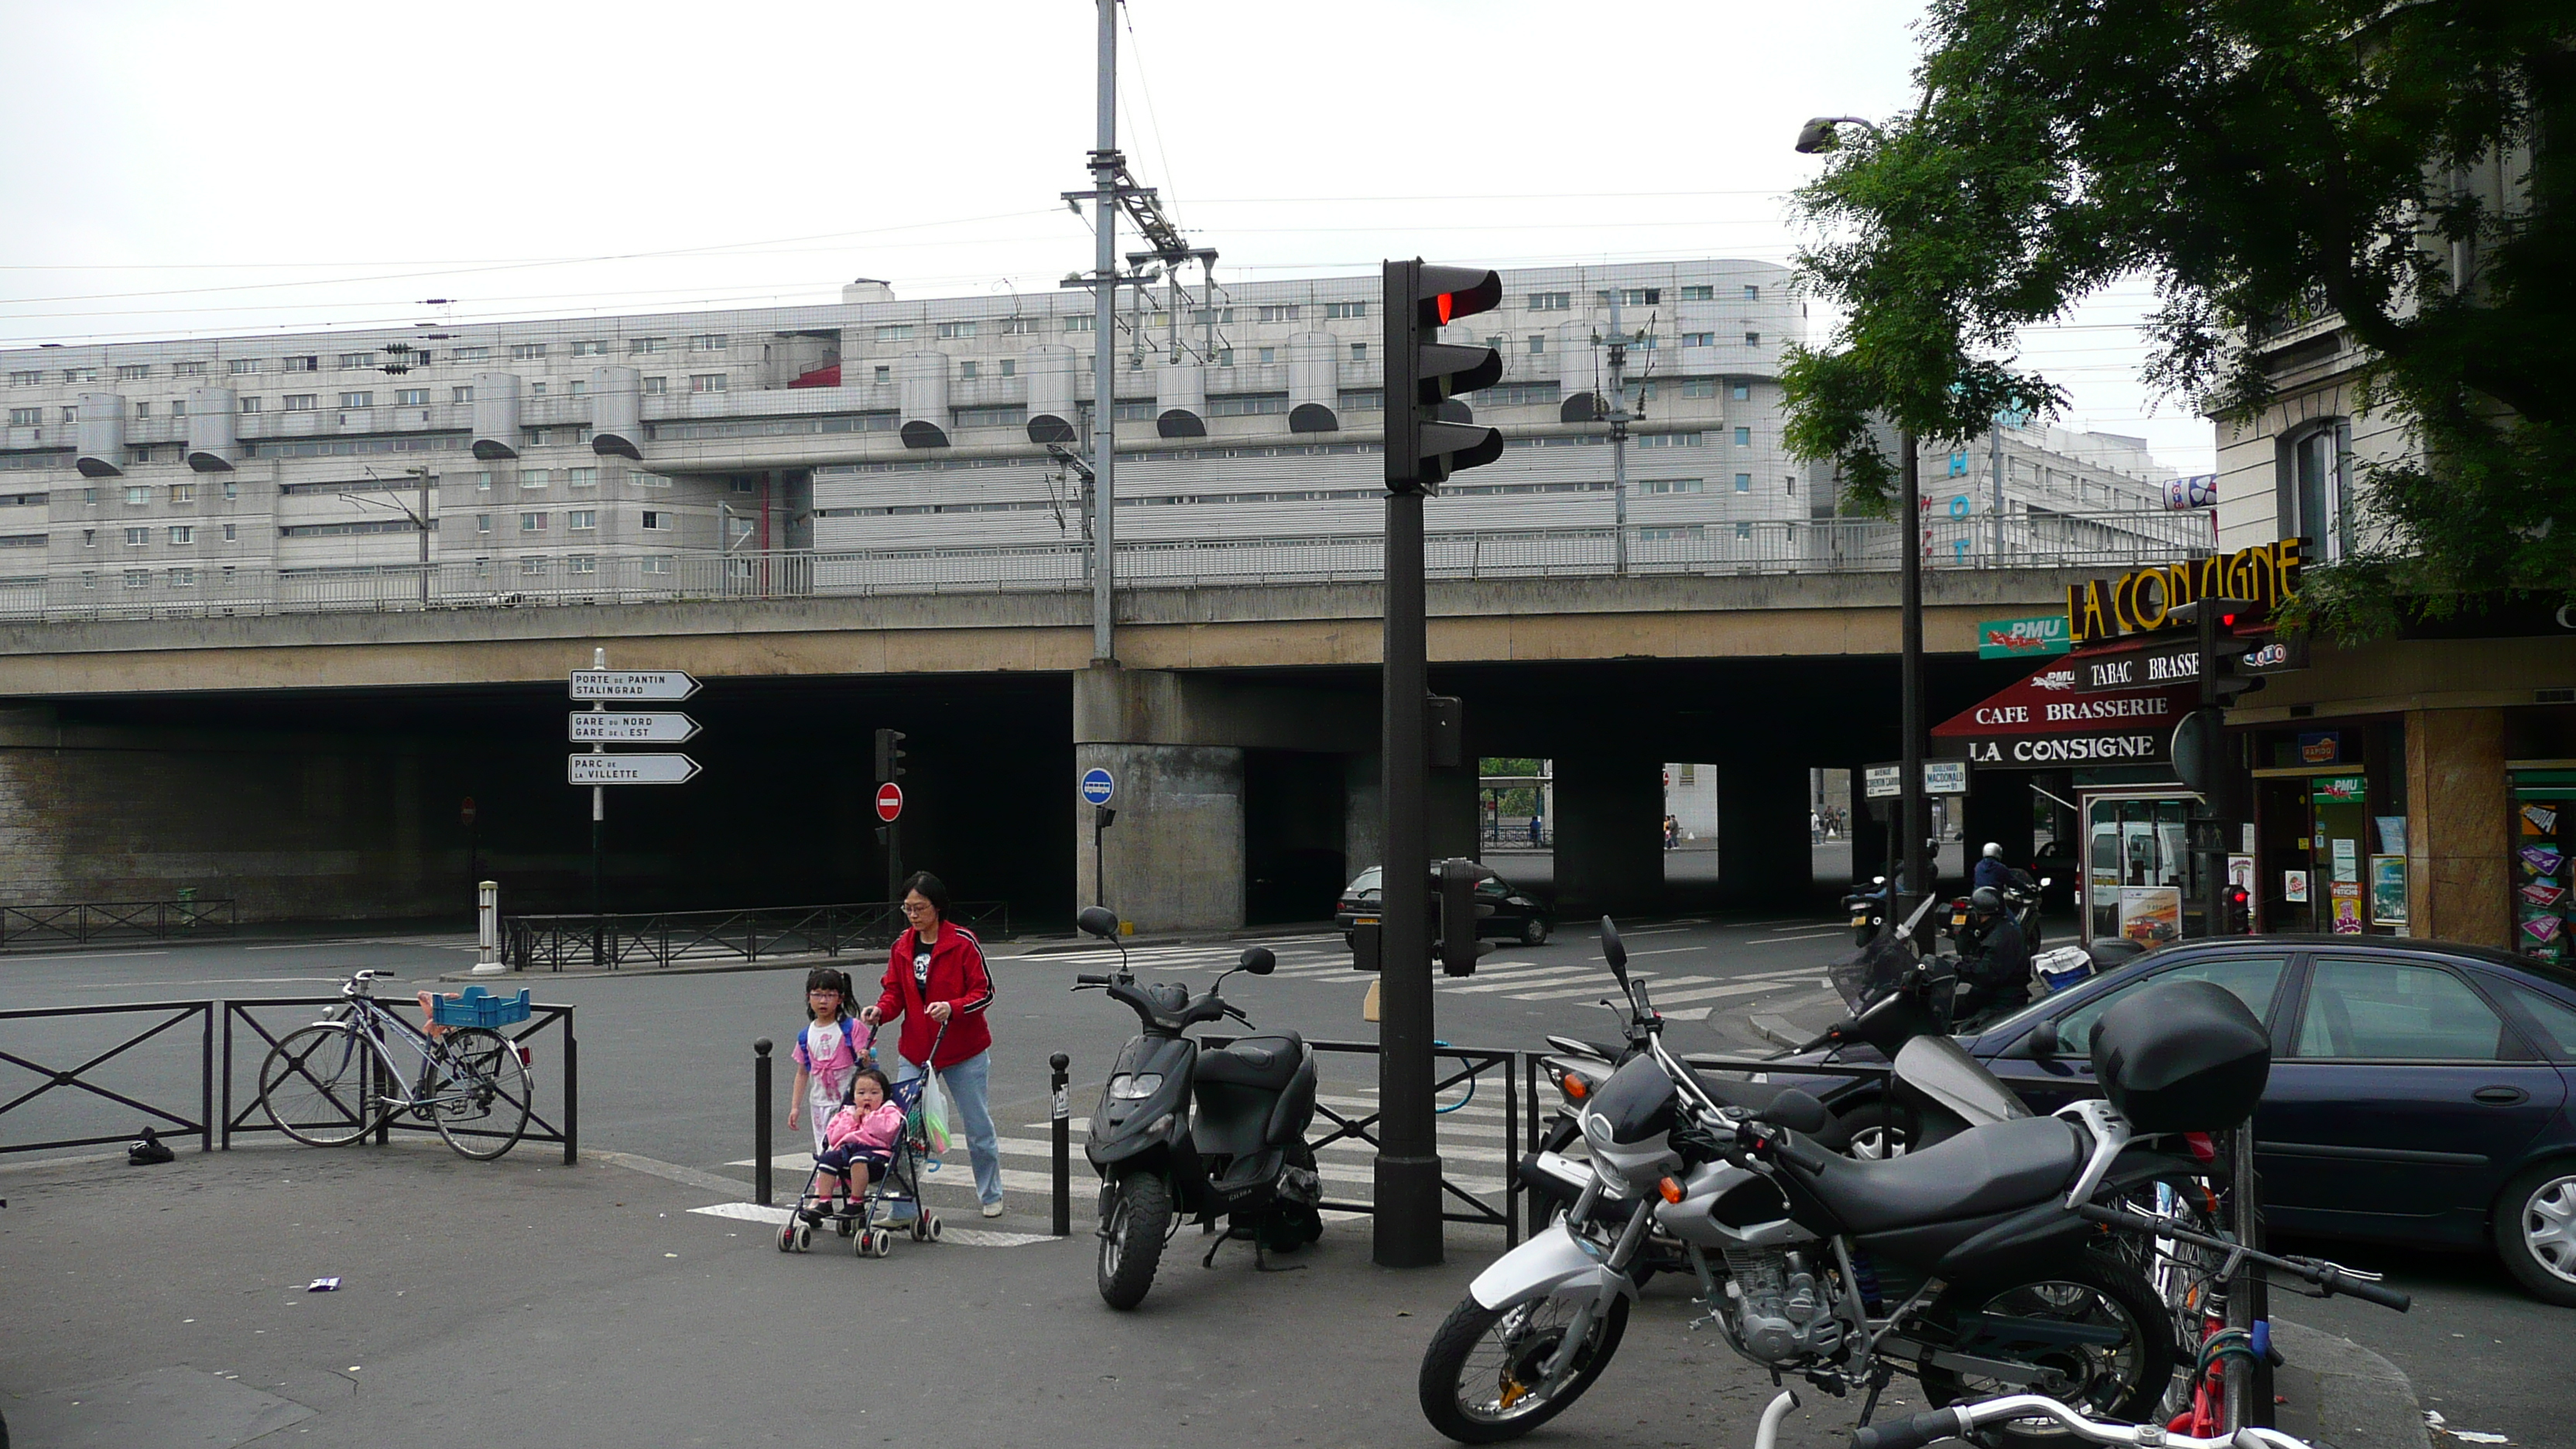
[0,567,2090,931]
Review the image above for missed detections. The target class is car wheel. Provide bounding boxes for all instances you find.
[1521,918,1549,947]
[2495,1160,2576,1307]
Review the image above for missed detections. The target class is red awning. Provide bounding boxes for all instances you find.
[786,363,841,389]
[1935,656,2199,769]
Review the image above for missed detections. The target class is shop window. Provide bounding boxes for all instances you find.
[2510,769,2575,963]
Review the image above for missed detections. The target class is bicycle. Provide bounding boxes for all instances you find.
[257,970,533,1161]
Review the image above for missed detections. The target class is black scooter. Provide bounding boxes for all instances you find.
[1073,906,1324,1310]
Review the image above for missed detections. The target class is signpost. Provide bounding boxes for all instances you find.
[568,655,704,963]
[1081,767,1117,910]
[569,713,701,744]
[569,754,703,786]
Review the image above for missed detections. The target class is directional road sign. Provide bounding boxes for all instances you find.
[1080,766,1115,807]
[569,670,700,702]
[875,783,905,822]
[568,754,701,786]
[569,712,701,744]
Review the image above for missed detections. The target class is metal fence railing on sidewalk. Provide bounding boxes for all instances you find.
[506,900,1010,971]
[0,1000,215,1156]
[219,996,579,1165]
[0,899,237,952]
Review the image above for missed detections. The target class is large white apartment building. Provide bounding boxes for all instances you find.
[0,258,2183,606]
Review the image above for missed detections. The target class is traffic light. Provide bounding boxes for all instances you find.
[1384,260,1506,492]
[874,728,907,783]
[2169,598,2266,704]
[1437,857,1494,977]
[2226,882,2252,934]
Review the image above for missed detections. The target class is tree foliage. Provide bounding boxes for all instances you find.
[1781,0,2573,635]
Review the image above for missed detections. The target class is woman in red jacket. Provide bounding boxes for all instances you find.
[859,871,1004,1217]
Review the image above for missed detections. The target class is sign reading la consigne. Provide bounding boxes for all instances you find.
[2065,537,2304,646]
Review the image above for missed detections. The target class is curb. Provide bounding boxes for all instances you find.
[2272,1318,2433,1449]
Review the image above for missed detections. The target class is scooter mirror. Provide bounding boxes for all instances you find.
[1238,946,1276,975]
[1598,916,1632,995]
[1076,906,1120,939]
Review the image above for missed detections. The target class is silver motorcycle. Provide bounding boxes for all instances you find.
[1419,919,2224,1447]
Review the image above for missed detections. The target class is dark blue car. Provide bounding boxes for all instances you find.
[1957,935,2576,1306]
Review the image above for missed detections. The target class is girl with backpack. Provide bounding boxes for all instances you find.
[786,967,873,1153]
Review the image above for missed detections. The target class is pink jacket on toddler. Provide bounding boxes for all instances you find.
[824,1100,905,1154]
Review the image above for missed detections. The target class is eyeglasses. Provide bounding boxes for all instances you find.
[807,989,840,999]
[901,901,935,914]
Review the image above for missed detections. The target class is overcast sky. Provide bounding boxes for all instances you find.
[0,0,2211,474]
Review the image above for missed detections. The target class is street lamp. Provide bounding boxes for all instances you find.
[1793,115,1930,927]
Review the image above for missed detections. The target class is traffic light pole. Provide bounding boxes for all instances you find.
[1377,462,1442,1269]
[1899,430,1927,922]
[1088,0,1118,664]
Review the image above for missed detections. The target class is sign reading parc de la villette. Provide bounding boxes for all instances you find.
[1933,537,2306,769]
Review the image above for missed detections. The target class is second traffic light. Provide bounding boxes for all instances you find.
[1437,857,1494,977]
[875,728,907,782]
[1385,259,1505,492]
[2168,598,2267,704]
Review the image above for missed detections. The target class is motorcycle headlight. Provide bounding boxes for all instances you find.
[1107,1072,1163,1100]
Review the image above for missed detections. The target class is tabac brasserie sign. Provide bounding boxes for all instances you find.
[1933,659,2197,768]
[2066,537,2304,645]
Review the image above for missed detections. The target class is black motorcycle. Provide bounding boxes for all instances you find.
[1072,906,1324,1310]
[1841,875,1890,947]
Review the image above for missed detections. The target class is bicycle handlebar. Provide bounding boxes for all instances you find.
[1074,974,1109,986]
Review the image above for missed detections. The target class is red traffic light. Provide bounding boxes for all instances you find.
[1413,264,1502,328]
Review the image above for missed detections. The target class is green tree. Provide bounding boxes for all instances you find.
[1780,0,2573,637]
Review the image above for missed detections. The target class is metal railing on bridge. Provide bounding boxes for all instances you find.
[504,899,1012,972]
[0,511,2211,624]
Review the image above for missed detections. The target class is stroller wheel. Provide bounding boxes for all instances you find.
[795,1225,813,1252]
[834,1212,856,1237]
[869,1228,893,1258]
[852,1224,871,1258]
[925,1213,942,1242]
[776,1224,795,1253]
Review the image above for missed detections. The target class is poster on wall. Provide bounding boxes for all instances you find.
[2284,870,2311,903]
[2119,886,2183,944]
[2375,816,2408,855]
[2369,855,2408,926]
[2329,880,2365,933]
[2227,854,2256,893]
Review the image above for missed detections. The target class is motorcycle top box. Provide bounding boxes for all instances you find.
[2088,977,2271,1133]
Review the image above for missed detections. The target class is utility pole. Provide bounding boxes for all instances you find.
[1989,414,2006,564]
[1604,292,1632,575]
[1900,432,1927,915]
[1087,0,1117,664]
[342,468,438,608]
[587,646,605,965]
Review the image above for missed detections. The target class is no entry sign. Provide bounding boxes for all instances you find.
[875,783,905,822]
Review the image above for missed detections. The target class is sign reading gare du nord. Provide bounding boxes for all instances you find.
[1934,537,2307,769]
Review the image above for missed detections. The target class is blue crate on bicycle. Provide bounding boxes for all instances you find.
[430,985,532,1029]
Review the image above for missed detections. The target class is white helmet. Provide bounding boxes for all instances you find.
[1982,841,2004,859]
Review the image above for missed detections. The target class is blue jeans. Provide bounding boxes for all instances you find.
[895,1049,1001,1207]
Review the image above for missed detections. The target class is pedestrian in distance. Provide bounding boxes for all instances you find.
[787,967,872,1154]
[862,871,1005,1218]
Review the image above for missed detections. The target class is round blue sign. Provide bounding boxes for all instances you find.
[1079,767,1116,806]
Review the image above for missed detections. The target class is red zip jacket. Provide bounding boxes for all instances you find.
[873,924,994,1069]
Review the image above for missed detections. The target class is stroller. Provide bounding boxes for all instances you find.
[776,1027,951,1259]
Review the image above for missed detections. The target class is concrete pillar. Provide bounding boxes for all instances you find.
[1345,752,1382,876]
[1847,770,1893,889]
[1718,758,1813,903]
[1073,663,1374,933]
[1074,741,1244,931]
[2406,707,2510,949]
[1553,754,1665,916]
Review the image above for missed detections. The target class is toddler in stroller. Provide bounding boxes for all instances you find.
[777,1067,947,1257]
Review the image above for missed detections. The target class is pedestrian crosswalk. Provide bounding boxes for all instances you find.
[1010,933,1842,1005]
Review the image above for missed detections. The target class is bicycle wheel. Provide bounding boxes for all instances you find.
[260,1025,383,1146]
[428,1026,533,1161]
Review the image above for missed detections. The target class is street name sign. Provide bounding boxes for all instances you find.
[1080,767,1116,806]
[1864,764,1903,799]
[568,754,701,786]
[569,712,701,744]
[569,670,700,701]
[1922,760,1970,795]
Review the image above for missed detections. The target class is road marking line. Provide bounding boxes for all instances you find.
[0,949,171,963]
[1747,930,1851,944]
[1503,974,1720,1002]
[1636,980,1801,1007]
[688,1201,1053,1246]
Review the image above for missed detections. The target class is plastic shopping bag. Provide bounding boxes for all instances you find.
[913,1068,954,1158]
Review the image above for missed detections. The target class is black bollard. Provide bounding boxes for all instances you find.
[1050,1052,1072,1237]
[753,1038,773,1207]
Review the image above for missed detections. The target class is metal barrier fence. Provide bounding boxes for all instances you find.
[0,511,2211,624]
[0,1000,214,1156]
[505,899,1011,971]
[1,899,237,952]
[219,996,579,1166]
[1266,1039,1525,1247]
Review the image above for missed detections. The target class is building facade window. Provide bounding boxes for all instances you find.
[1063,316,1094,333]
[221,522,237,542]
[520,468,549,489]
[283,395,316,411]
[452,385,474,403]
[396,389,429,406]
[1745,332,1762,345]
[339,392,372,408]
[117,364,152,380]
[689,334,728,350]
[1744,284,1761,300]
[641,510,670,531]
[567,467,598,488]
[8,371,40,386]
[5,408,35,426]
[512,344,546,361]
[1732,382,1751,400]
[520,512,546,533]
[935,321,975,340]
[629,337,667,354]
[1257,304,1300,323]
[228,358,261,375]
[167,525,193,545]
[124,526,149,546]
[125,486,149,505]
[1682,332,1715,348]
[2285,420,2355,564]
[337,353,373,370]
[642,377,667,394]
[572,340,608,356]
[689,374,726,392]
[283,356,317,372]
[1527,292,1571,311]
[170,482,194,503]
[567,509,597,530]
[1734,426,1752,445]
[1680,285,1714,301]
[454,346,489,362]
[1324,301,1368,319]
[1735,473,1753,492]
[874,324,915,343]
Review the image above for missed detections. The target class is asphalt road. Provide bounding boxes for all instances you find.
[5,912,2563,1445]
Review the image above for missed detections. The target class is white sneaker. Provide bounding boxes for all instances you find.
[979,1201,1005,1218]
